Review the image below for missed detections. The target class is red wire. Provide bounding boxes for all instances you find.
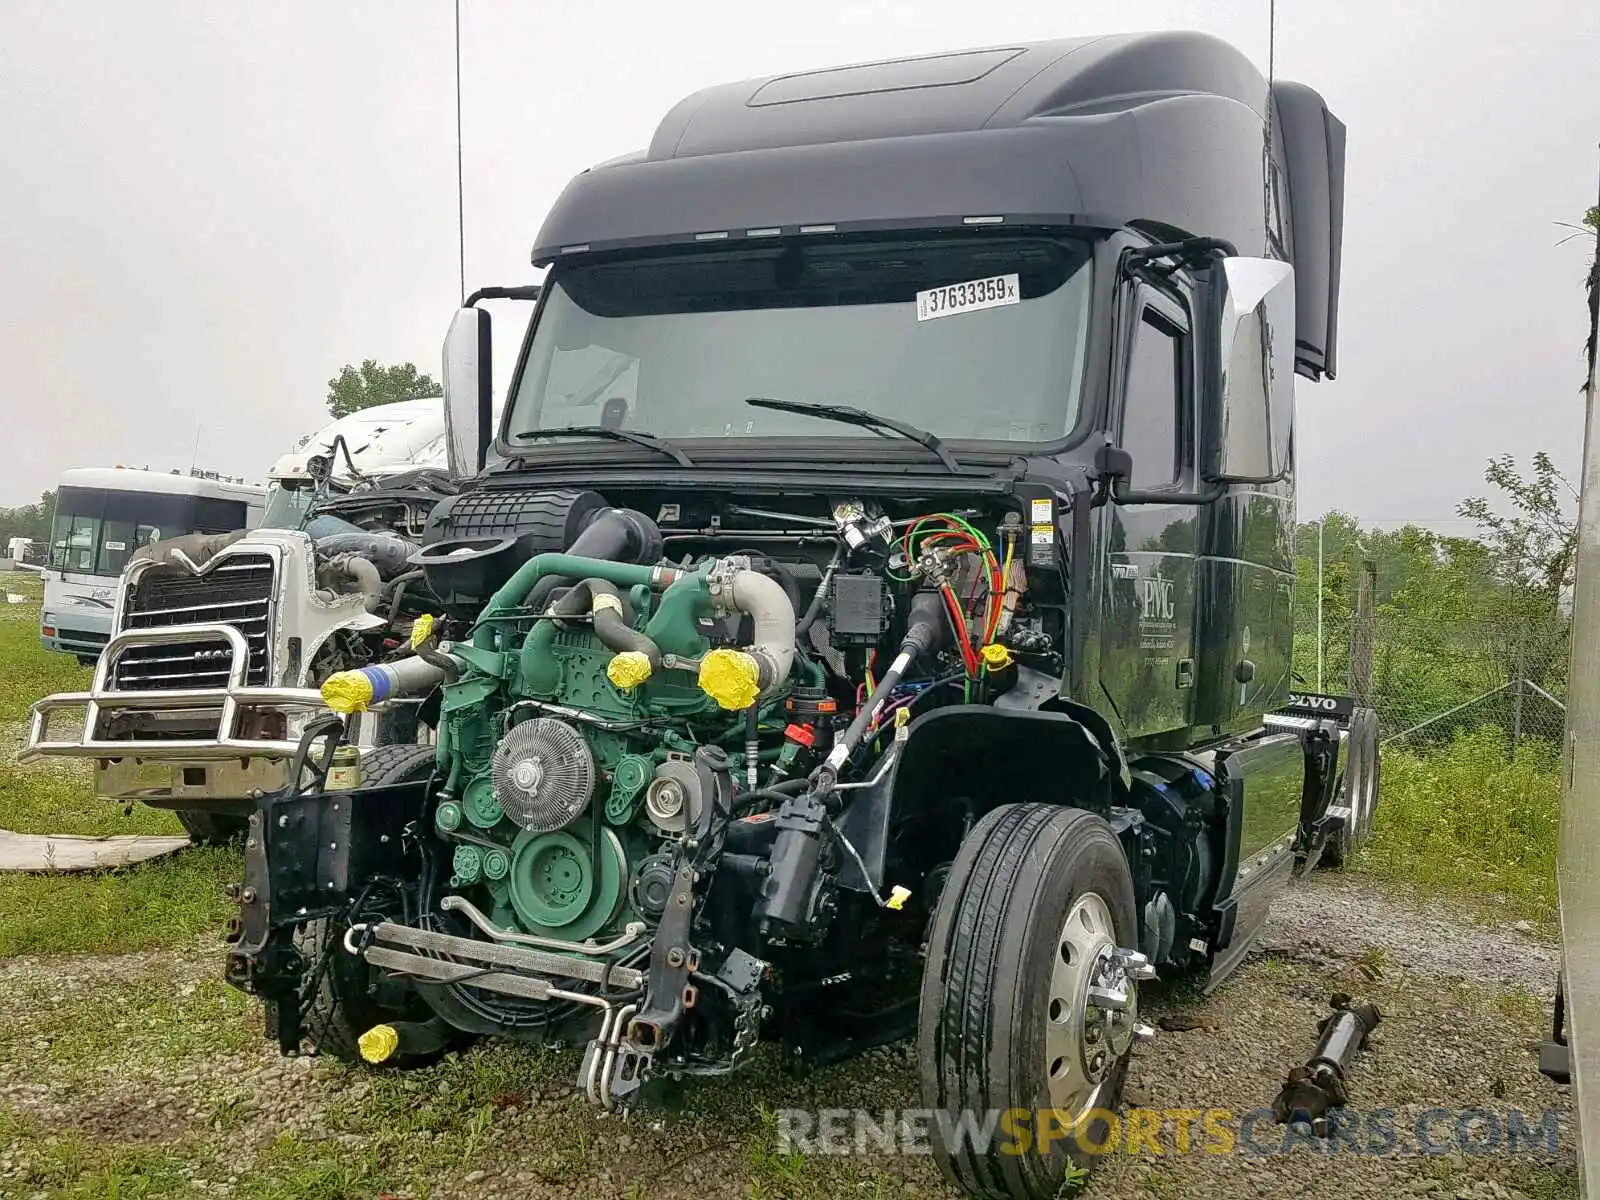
[941,583,979,675]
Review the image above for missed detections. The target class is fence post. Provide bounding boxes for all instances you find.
[1512,632,1527,755]
[1349,559,1376,709]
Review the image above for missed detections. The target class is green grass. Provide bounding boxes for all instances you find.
[0,973,255,1076]
[0,571,182,837]
[0,845,238,957]
[0,1111,197,1199]
[1356,726,1561,930]
[0,569,234,956]
[0,570,89,724]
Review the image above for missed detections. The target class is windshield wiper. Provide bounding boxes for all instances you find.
[510,426,695,467]
[744,397,961,473]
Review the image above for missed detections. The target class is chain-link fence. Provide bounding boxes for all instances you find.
[1293,574,1570,757]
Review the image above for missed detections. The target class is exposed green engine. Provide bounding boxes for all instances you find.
[427,552,801,949]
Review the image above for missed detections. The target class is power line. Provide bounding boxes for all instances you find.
[454,0,466,303]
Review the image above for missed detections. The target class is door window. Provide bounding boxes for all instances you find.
[1120,309,1188,490]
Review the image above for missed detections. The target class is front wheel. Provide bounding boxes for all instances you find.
[919,803,1145,1199]
[263,744,454,1067]
[175,809,248,845]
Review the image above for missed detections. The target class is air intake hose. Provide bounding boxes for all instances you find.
[526,507,664,615]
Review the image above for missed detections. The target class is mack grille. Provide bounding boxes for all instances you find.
[113,555,275,690]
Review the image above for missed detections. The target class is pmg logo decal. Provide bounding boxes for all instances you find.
[1138,576,1175,621]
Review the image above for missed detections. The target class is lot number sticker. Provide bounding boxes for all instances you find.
[916,274,1019,321]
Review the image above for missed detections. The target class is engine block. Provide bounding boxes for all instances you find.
[428,553,796,952]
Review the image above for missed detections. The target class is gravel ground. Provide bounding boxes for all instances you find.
[0,870,1579,1200]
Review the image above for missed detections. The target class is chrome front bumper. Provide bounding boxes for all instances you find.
[21,622,327,765]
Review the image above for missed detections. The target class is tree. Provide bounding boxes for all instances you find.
[0,488,56,547]
[325,360,442,419]
[1458,453,1577,601]
[1458,453,1577,693]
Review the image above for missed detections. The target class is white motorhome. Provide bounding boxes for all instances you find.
[41,468,265,662]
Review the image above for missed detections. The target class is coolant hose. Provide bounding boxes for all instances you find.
[558,579,662,666]
[475,553,689,650]
[728,568,797,696]
[524,507,664,616]
[321,654,460,714]
[330,554,384,614]
[521,577,668,695]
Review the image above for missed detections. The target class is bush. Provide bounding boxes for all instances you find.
[1359,726,1561,927]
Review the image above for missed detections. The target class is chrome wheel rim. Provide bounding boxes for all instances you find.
[1043,892,1135,1123]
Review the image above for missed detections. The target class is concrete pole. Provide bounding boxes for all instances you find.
[1558,147,1600,1199]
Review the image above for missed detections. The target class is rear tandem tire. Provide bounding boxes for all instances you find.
[1323,707,1381,868]
[919,803,1141,1200]
[263,742,449,1067]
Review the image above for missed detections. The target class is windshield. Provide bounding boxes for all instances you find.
[506,234,1094,449]
[261,481,315,530]
[48,486,250,576]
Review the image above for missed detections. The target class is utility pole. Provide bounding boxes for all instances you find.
[1558,147,1600,1198]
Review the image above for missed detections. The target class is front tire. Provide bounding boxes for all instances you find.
[264,743,450,1066]
[175,809,248,844]
[919,804,1141,1199]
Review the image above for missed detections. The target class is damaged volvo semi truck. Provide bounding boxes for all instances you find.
[25,29,1375,1198]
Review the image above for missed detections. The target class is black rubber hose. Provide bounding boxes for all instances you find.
[557,577,662,668]
[387,1016,454,1059]
[795,543,845,639]
[810,590,946,797]
[732,779,809,816]
[527,507,664,615]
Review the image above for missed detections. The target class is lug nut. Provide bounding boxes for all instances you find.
[1087,985,1130,1012]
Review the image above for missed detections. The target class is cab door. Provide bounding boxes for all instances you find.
[1098,286,1201,741]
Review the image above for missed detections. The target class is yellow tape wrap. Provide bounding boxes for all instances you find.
[358,1024,400,1064]
[409,613,436,650]
[321,671,374,714]
[607,650,654,690]
[698,648,761,710]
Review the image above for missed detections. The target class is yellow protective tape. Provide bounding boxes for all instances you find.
[409,613,436,650]
[886,885,912,911]
[607,650,654,690]
[591,592,624,617]
[358,1024,399,1064]
[321,671,374,714]
[698,648,761,710]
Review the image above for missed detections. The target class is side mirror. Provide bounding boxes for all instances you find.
[442,306,493,479]
[1203,257,1296,484]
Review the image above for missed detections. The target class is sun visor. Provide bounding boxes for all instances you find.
[1272,81,1346,382]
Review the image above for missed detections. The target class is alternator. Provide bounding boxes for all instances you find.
[490,717,596,832]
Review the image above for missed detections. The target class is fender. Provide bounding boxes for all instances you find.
[832,704,1118,893]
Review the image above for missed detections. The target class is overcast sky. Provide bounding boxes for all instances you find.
[2,0,1596,530]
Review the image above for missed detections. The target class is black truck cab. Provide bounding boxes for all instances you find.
[224,31,1364,1200]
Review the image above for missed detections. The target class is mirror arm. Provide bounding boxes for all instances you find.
[1101,478,1227,507]
[1091,445,1226,507]
[464,284,543,308]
